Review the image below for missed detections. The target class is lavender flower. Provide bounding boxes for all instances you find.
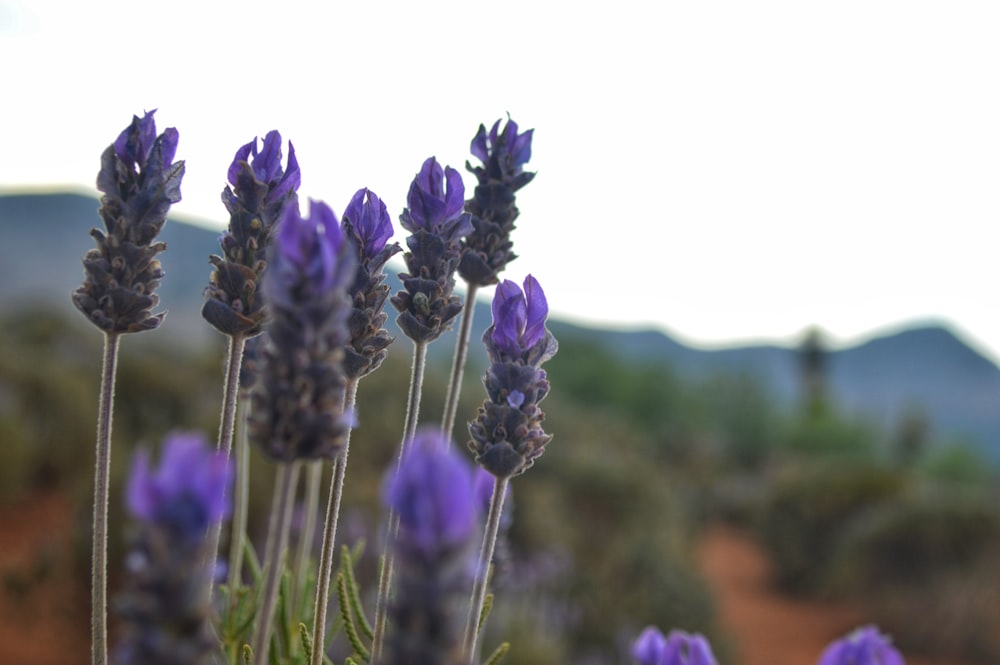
[116,433,232,665]
[390,157,474,343]
[341,187,402,378]
[630,626,718,665]
[468,275,557,478]
[73,110,184,333]
[202,130,300,337]
[818,626,906,665]
[459,117,535,286]
[127,432,233,542]
[248,200,356,462]
[382,429,477,665]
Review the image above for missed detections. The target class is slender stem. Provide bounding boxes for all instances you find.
[311,379,359,665]
[463,476,510,663]
[293,460,322,611]
[252,461,301,665]
[401,340,428,447]
[91,331,120,665]
[226,399,251,664]
[441,283,479,442]
[208,333,247,596]
[371,340,429,663]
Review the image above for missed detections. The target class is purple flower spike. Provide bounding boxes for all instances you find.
[470,275,557,478]
[459,116,536,286]
[384,429,477,555]
[343,187,394,260]
[405,156,466,232]
[819,626,906,665]
[126,432,232,541]
[250,198,356,462]
[75,111,184,334]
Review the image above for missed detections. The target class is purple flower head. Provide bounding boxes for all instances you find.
[112,110,179,172]
[383,429,477,555]
[471,117,534,173]
[819,626,905,665]
[227,130,301,203]
[343,187,394,260]
[491,274,549,360]
[127,432,232,541]
[631,627,718,665]
[267,199,348,303]
[405,156,466,232]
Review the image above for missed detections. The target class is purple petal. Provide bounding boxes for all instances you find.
[630,626,667,665]
[491,279,526,357]
[125,450,155,520]
[442,166,466,221]
[521,274,547,350]
[228,139,255,186]
[470,124,489,163]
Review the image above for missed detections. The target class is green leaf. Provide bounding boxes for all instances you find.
[340,545,373,640]
[336,571,370,662]
[483,642,511,665]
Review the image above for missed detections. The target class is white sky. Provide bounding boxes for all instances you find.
[2,0,999,363]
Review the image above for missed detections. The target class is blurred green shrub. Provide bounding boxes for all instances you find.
[755,461,906,594]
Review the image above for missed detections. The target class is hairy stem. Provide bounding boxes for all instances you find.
[463,475,510,663]
[371,340,428,662]
[91,331,120,665]
[441,283,479,442]
[252,461,301,665]
[226,399,251,664]
[208,333,247,595]
[311,379,359,665]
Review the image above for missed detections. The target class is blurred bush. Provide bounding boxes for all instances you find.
[755,461,907,594]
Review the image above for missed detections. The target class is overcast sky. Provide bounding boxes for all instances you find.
[3,0,999,362]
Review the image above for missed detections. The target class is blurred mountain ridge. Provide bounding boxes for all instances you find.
[2,190,998,456]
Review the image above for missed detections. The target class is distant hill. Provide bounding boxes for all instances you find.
[2,190,999,457]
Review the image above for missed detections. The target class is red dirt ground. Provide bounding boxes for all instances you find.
[697,523,972,665]
[0,490,88,665]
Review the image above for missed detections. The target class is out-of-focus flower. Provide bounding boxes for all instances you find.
[459,116,536,286]
[249,200,356,462]
[382,429,477,665]
[391,157,473,344]
[384,430,477,554]
[202,130,299,337]
[818,626,906,665]
[116,432,230,665]
[127,432,232,541]
[630,626,718,665]
[341,188,402,378]
[73,110,184,333]
[469,275,557,478]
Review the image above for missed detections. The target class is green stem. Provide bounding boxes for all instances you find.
[370,340,428,663]
[252,461,301,665]
[91,331,120,665]
[441,283,479,442]
[463,476,510,663]
[311,379,359,665]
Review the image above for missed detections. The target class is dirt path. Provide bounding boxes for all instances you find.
[697,524,970,665]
